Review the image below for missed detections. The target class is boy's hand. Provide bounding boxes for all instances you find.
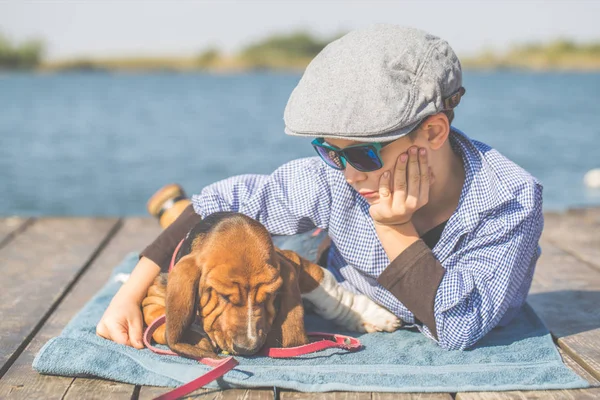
[369,146,434,226]
[96,294,145,349]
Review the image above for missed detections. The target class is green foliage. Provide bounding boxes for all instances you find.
[2,27,597,72]
[52,59,108,72]
[464,38,600,70]
[196,47,220,68]
[240,31,335,68]
[513,39,600,56]
[0,32,45,69]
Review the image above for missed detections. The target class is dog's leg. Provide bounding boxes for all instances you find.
[169,335,219,359]
[279,249,402,333]
[142,274,168,344]
[302,267,402,333]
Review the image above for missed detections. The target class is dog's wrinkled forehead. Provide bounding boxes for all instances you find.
[205,223,273,265]
[198,213,282,295]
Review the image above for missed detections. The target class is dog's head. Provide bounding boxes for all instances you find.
[165,212,309,359]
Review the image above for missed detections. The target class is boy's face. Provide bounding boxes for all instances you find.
[325,130,430,205]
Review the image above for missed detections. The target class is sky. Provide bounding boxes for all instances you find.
[1,0,599,61]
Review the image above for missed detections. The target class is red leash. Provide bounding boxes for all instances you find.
[168,238,184,273]
[143,315,238,400]
[144,236,361,400]
[143,315,361,400]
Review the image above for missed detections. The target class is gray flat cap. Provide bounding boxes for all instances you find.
[284,24,464,142]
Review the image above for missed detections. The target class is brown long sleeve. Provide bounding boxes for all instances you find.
[376,224,447,339]
[140,204,203,272]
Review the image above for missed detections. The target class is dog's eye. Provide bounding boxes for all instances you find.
[218,293,230,302]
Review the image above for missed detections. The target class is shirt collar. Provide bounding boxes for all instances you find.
[449,127,515,232]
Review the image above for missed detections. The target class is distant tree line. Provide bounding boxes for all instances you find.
[462,39,600,71]
[195,30,344,69]
[0,33,44,69]
[515,39,600,55]
[2,29,599,72]
[238,31,336,68]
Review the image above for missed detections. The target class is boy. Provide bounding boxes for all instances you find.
[97,24,543,350]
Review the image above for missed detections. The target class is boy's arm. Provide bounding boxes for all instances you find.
[376,199,543,350]
[374,222,445,339]
[190,158,331,234]
[119,256,162,303]
[97,206,202,347]
[433,204,542,349]
[96,256,161,348]
[370,146,544,350]
[369,147,446,339]
[140,204,202,272]
[141,157,331,272]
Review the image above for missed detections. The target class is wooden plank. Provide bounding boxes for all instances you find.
[372,394,453,399]
[282,392,371,399]
[142,384,451,398]
[0,217,33,249]
[62,379,135,400]
[528,236,600,381]
[455,350,600,399]
[559,348,600,386]
[280,392,451,399]
[456,388,599,399]
[542,208,600,272]
[139,386,274,399]
[0,217,161,399]
[0,217,119,378]
[143,388,449,400]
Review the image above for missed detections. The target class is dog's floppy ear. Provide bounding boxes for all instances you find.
[265,250,309,348]
[165,254,218,359]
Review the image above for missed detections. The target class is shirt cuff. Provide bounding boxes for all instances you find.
[376,239,445,339]
[140,204,202,272]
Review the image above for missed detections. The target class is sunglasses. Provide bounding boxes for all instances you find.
[311,138,394,172]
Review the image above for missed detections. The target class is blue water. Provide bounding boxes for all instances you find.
[1,71,599,216]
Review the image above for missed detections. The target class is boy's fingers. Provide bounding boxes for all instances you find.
[418,148,430,205]
[406,147,420,208]
[95,322,109,339]
[379,170,392,201]
[392,153,408,213]
[109,323,131,346]
[129,316,145,349]
[393,153,408,204]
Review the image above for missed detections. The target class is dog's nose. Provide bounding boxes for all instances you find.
[231,341,261,355]
[231,331,266,355]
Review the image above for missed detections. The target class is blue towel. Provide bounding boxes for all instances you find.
[33,253,589,393]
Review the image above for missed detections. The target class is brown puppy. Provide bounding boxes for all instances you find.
[142,211,400,360]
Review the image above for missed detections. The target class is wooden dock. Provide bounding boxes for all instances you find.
[1,208,599,399]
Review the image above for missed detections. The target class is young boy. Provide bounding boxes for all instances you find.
[97,24,543,350]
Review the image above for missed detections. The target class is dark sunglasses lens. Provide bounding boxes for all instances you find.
[313,145,344,169]
[344,146,382,171]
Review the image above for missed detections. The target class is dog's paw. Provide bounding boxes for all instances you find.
[360,305,402,333]
[350,295,402,333]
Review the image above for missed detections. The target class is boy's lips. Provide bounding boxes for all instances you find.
[359,190,378,198]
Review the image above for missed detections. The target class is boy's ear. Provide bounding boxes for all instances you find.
[422,112,451,150]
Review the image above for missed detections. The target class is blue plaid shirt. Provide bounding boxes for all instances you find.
[191,128,544,350]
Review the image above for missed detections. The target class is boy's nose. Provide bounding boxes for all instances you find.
[344,163,367,185]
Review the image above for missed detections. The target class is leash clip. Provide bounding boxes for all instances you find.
[307,331,362,351]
